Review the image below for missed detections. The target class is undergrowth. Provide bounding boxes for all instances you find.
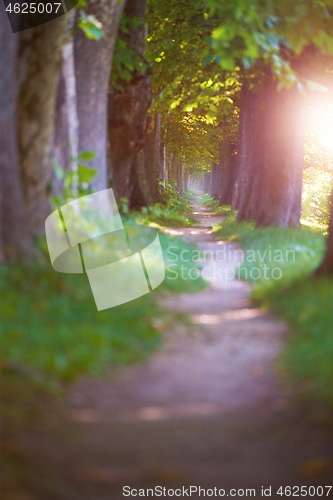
[2,231,206,383]
[213,209,333,407]
[129,182,197,227]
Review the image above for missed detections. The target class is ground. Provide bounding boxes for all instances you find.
[10,203,333,499]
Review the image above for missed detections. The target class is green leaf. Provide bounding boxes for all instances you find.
[78,12,105,40]
[63,171,76,190]
[77,165,98,183]
[76,151,96,162]
[76,0,87,8]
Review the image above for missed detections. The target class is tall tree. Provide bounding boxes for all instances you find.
[219,139,237,205]
[142,112,162,202]
[74,0,126,191]
[205,0,333,225]
[108,0,152,203]
[210,161,221,201]
[18,15,67,235]
[235,71,304,226]
[0,9,35,261]
[53,11,78,177]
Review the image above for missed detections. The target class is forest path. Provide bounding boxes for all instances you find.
[22,201,333,499]
[68,201,286,418]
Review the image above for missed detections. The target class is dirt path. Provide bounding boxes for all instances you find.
[69,203,286,418]
[21,203,333,499]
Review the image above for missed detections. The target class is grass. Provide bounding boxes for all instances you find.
[213,208,333,407]
[133,203,197,228]
[124,190,197,228]
[2,231,206,383]
[195,192,233,215]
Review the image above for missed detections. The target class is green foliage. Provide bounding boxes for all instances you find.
[1,264,160,382]
[138,205,196,228]
[145,0,333,176]
[302,168,332,227]
[203,0,333,87]
[302,102,333,227]
[119,197,130,215]
[146,0,240,172]
[2,231,206,382]
[131,182,197,228]
[214,211,325,290]
[213,211,333,406]
[162,113,223,169]
[78,11,104,40]
[198,193,233,215]
[273,276,333,406]
[111,14,149,91]
[50,151,97,209]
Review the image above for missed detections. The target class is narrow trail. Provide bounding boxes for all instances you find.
[69,202,286,418]
[22,203,333,499]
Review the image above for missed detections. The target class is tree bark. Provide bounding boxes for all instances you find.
[220,140,237,205]
[211,161,222,200]
[129,148,154,208]
[53,67,70,173]
[62,37,79,192]
[236,72,304,227]
[160,134,165,185]
[168,151,179,187]
[109,67,152,201]
[74,0,126,191]
[18,15,67,235]
[177,162,183,193]
[144,112,163,202]
[183,168,189,192]
[203,172,211,193]
[0,9,35,261]
[108,0,152,203]
[164,147,173,184]
[53,15,79,187]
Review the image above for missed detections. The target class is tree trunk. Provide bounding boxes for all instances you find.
[144,112,163,202]
[183,168,189,192]
[315,189,333,275]
[129,149,154,208]
[53,67,70,173]
[203,172,211,193]
[164,147,173,184]
[74,0,126,191]
[177,163,183,193]
[109,67,152,201]
[0,9,35,262]
[160,136,165,185]
[168,151,179,187]
[236,72,304,227]
[17,16,67,235]
[108,0,152,203]
[53,17,79,187]
[62,38,79,192]
[220,140,237,205]
[211,161,222,200]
